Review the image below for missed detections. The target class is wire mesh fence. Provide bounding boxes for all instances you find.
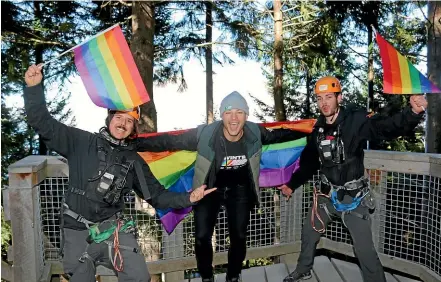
[367,169,441,276]
[37,169,441,278]
[38,180,284,261]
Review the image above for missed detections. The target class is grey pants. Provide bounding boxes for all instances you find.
[295,195,386,282]
[62,226,150,282]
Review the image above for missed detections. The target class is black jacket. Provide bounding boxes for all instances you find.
[136,122,310,204]
[287,105,424,190]
[24,84,192,230]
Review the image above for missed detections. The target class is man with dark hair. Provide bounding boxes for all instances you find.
[23,64,214,282]
[278,76,427,282]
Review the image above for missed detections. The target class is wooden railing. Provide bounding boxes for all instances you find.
[2,151,441,282]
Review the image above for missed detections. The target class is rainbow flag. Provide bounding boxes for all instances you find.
[375,31,441,94]
[74,25,150,110]
[138,120,315,234]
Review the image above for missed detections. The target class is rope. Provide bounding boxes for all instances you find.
[112,219,124,272]
[311,185,330,234]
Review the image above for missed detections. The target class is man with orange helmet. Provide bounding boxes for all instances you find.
[279,76,427,282]
[23,64,215,282]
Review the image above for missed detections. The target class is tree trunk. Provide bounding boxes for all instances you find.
[130,4,161,282]
[273,0,286,121]
[305,69,312,118]
[205,1,214,124]
[131,1,157,133]
[34,1,48,155]
[367,24,374,113]
[426,2,441,153]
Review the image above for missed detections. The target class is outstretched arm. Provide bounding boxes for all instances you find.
[135,161,215,210]
[23,65,91,158]
[136,128,199,152]
[358,95,426,142]
[259,125,310,145]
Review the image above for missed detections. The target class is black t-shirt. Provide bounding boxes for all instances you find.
[214,137,250,189]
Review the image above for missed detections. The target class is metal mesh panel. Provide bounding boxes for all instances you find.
[39,177,68,260]
[373,171,441,276]
[36,169,441,278]
[38,181,285,261]
[426,175,441,275]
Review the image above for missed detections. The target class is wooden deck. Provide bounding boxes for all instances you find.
[183,256,421,282]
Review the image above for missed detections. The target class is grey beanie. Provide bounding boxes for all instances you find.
[219,91,249,116]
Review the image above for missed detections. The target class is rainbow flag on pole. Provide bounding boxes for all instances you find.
[74,24,150,110]
[375,31,441,94]
[138,120,315,234]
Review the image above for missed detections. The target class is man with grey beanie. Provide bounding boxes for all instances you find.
[136,91,309,282]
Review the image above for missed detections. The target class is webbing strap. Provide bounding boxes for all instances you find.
[88,220,136,244]
[134,161,151,200]
[104,240,139,253]
[63,204,97,226]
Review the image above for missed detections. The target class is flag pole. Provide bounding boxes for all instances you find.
[367,25,377,150]
[40,23,120,67]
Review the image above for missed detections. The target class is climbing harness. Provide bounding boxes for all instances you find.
[63,203,138,272]
[311,175,372,233]
[88,217,138,272]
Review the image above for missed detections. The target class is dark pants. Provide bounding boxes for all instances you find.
[295,195,386,282]
[194,185,253,279]
[62,224,150,282]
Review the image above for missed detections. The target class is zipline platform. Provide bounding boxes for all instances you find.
[183,256,421,282]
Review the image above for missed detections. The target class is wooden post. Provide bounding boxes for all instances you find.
[279,186,303,265]
[366,168,386,253]
[8,156,49,282]
[162,221,185,282]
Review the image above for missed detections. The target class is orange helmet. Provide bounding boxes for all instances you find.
[314,76,342,94]
[109,107,140,121]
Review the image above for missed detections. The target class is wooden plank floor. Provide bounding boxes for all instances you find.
[182,256,422,282]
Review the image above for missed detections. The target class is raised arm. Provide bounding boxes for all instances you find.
[23,65,91,158]
[136,128,199,152]
[358,96,426,142]
[259,125,310,145]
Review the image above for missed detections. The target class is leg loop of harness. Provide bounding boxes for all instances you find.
[311,184,330,234]
[345,210,370,220]
[89,215,138,272]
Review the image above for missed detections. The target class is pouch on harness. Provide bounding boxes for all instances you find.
[311,175,374,233]
[319,174,372,212]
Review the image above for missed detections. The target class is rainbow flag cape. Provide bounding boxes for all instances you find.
[138,120,315,234]
[375,31,441,94]
[74,25,150,110]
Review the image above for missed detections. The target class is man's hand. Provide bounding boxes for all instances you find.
[410,95,428,114]
[277,184,293,201]
[190,185,217,203]
[24,64,43,87]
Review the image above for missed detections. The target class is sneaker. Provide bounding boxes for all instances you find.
[202,277,214,282]
[226,274,241,282]
[283,270,312,282]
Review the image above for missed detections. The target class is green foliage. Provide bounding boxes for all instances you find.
[244,257,275,268]
[1,1,84,183]
[90,1,261,92]
[251,1,426,152]
[1,207,12,260]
